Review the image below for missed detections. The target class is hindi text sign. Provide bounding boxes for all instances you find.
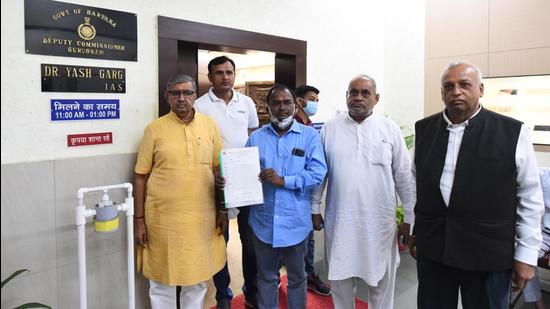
[67,132,112,147]
[51,99,119,121]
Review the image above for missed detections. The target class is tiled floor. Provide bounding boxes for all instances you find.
[203,220,550,308]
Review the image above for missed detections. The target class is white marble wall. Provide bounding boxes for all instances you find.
[1,153,150,309]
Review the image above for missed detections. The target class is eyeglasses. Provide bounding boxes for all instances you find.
[168,90,195,98]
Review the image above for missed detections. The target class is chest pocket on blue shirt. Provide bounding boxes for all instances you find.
[287,152,307,174]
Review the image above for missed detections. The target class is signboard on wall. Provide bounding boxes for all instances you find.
[51,99,119,121]
[42,64,125,93]
[25,0,137,61]
[68,132,113,147]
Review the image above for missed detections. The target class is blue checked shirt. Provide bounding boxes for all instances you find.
[246,121,327,247]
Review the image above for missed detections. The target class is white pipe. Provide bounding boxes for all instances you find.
[78,183,132,197]
[77,225,87,309]
[76,193,88,309]
[76,194,88,309]
[76,183,134,309]
[126,196,135,309]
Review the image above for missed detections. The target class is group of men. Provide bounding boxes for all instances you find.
[134,56,546,309]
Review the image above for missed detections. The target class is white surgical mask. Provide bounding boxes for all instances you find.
[270,114,294,130]
[303,101,318,116]
[269,105,295,130]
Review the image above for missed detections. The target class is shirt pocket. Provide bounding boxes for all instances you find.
[287,154,306,174]
[368,140,392,166]
[197,138,212,165]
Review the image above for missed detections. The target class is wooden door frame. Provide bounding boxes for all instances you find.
[158,16,307,116]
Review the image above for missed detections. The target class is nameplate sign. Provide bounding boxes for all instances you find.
[42,64,125,93]
[25,0,137,61]
[51,99,120,121]
[68,132,113,147]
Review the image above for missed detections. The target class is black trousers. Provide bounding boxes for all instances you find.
[237,206,258,299]
[416,254,512,309]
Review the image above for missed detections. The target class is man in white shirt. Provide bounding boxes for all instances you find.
[410,62,544,308]
[311,75,414,309]
[195,55,259,309]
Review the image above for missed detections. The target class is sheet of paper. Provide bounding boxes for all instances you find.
[220,147,264,208]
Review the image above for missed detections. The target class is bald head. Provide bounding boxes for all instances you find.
[348,74,377,93]
[441,62,482,85]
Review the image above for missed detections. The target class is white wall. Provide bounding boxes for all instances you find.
[383,0,425,129]
[1,0,426,164]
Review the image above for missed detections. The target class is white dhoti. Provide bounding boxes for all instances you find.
[330,232,399,309]
[149,280,207,309]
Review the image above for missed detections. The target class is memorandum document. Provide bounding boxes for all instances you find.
[220,147,264,208]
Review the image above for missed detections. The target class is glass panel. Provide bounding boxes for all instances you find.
[483,75,550,145]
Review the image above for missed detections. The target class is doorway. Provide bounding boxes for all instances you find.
[157,16,307,118]
[198,49,275,125]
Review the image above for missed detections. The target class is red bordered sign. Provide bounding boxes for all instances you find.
[68,132,112,147]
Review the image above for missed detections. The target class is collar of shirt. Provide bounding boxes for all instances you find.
[168,109,196,124]
[207,87,239,103]
[345,111,376,126]
[443,104,483,129]
[267,120,302,136]
[294,106,312,126]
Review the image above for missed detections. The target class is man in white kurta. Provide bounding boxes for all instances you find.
[311,75,414,309]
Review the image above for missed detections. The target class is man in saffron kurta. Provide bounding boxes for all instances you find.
[134,74,227,309]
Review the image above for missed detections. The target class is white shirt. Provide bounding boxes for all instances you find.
[436,107,544,265]
[540,167,550,233]
[311,113,415,285]
[195,88,259,149]
[195,88,259,219]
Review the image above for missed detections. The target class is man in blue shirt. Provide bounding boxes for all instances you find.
[246,84,327,309]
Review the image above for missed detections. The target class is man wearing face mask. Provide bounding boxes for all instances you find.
[292,85,332,296]
[246,84,327,309]
[294,85,319,126]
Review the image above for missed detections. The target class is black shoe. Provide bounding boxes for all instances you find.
[216,298,231,309]
[307,274,331,296]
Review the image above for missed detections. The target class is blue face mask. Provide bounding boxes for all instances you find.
[303,101,318,116]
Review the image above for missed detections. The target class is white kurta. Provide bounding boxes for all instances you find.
[312,113,414,286]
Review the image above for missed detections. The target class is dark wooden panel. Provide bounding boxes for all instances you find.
[198,43,250,55]
[177,41,199,82]
[158,16,306,56]
[158,37,178,117]
[275,54,296,89]
[295,52,307,87]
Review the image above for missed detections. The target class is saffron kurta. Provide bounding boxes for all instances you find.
[311,113,414,286]
[135,111,226,286]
